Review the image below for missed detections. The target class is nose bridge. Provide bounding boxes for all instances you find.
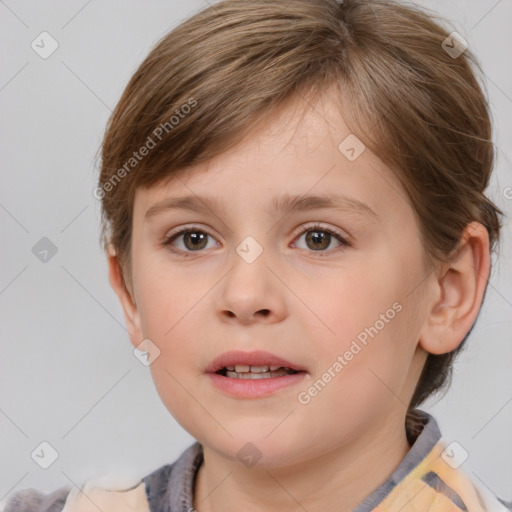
[235,234,266,266]
[226,233,270,291]
[217,232,284,322]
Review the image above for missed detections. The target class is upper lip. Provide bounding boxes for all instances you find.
[205,350,307,373]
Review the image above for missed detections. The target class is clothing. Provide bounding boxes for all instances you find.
[2,410,511,511]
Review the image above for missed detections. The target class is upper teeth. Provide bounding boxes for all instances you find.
[226,365,285,373]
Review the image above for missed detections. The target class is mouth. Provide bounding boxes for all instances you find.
[205,349,307,378]
[204,350,307,397]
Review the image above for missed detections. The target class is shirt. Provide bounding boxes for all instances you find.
[2,409,511,511]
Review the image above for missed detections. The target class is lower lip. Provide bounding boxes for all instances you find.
[206,371,307,398]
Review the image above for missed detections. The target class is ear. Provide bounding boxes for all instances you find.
[107,246,143,350]
[418,222,490,355]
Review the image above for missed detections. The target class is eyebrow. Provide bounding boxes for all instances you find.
[144,192,379,221]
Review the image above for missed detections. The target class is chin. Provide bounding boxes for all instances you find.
[202,431,309,469]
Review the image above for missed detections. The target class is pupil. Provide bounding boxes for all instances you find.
[184,232,207,250]
[306,231,329,250]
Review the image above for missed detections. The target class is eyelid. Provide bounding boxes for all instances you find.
[290,221,350,242]
[163,223,216,240]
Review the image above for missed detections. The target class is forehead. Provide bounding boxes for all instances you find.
[134,90,414,226]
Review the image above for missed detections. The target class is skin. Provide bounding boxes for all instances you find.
[108,89,490,512]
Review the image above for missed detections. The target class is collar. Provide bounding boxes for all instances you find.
[142,409,509,511]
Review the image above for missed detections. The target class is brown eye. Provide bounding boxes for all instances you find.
[163,228,217,255]
[293,223,351,255]
[304,230,331,251]
[181,231,208,251]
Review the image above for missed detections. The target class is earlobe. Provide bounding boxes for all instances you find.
[418,222,490,356]
[107,246,143,349]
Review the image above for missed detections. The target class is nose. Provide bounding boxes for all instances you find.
[216,247,287,325]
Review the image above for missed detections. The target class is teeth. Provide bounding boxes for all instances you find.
[248,365,269,373]
[219,364,299,377]
[223,366,298,379]
[226,371,284,379]
[231,364,288,373]
[226,371,275,379]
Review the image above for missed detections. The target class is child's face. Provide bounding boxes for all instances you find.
[118,91,435,466]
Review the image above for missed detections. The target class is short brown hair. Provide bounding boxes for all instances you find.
[98,0,504,414]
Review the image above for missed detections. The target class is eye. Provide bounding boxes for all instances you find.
[292,223,351,255]
[162,227,218,256]
[161,223,351,258]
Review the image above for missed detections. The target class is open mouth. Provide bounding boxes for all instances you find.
[216,365,300,379]
[206,352,307,397]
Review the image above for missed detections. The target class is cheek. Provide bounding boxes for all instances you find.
[299,313,412,428]
[134,256,197,337]
[326,300,420,422]
[302,272,414,396]
[300,269,398,351]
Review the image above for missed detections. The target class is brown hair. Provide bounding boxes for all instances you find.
[98,0,504,416]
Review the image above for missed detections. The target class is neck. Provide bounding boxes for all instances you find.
[192,410,411,512]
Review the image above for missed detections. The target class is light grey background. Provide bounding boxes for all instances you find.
[1,0,511,504]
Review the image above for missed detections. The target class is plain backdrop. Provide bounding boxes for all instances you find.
[1,0,511,504]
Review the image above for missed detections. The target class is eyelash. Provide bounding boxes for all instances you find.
[161,223,352,258]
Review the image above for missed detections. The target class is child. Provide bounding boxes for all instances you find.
[4,0,511,510]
